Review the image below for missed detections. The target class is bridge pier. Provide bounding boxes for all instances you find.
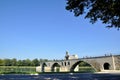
[60,67,70,72]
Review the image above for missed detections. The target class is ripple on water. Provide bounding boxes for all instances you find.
[0,73,120,80]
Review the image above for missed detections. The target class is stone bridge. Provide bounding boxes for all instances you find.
[36,53,120,72]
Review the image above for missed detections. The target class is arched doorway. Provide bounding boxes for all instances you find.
[41,63,47,72]
[51,63,60,72]
[70,61,95,72]
[103,63,110,70]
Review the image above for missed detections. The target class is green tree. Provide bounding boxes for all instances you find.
[11,58,17,66]
[39,59,48,63]
[32,58,39,66]
[79,61,91,67]
[17,60,23,66]
[66,0,120,29]
[3,59,12,66]
[22,59,32,66]
[0,59,4,66]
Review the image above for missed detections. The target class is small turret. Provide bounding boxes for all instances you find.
[65,51,69,60]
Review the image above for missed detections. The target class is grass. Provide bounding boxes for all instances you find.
[0,66,37,74]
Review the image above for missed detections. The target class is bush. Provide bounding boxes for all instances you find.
[0,66,36,74]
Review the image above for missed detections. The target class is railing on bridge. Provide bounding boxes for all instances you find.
[46,54,120,62]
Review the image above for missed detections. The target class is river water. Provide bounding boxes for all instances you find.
[0,73,120,80]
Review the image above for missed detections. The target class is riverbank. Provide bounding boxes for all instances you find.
[0,66,95,74]
[97,70,120,73]
[1,66,120,75]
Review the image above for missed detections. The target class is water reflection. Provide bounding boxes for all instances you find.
[0,73,120,80]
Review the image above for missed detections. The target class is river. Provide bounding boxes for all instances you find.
[0,73,120,80]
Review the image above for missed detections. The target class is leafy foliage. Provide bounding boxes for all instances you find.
[79,61,91,66]
[0,58,48,66]
[66,0,120,29]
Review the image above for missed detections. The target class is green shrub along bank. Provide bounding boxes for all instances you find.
[0,66,37,74]
[78,67,95,73]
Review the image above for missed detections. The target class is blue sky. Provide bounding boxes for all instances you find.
[0,0,120,60]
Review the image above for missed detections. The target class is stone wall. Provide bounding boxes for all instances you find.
[114,55,120,70]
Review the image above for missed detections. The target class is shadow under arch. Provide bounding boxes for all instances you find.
[70,60,96,72]
[41,63,47,72]
[103,62,110,70]
[51,63,60,72]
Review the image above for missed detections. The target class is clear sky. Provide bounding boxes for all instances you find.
[0,0,120,60]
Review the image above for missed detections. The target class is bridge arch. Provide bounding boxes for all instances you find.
[41,63,47,72]
[51,63,60,72]
[70,60,96,72]
[103,62,110,70]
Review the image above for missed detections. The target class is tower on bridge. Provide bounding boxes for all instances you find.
[65,51,78,60]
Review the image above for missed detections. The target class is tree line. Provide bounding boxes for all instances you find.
[0,58,48,66]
